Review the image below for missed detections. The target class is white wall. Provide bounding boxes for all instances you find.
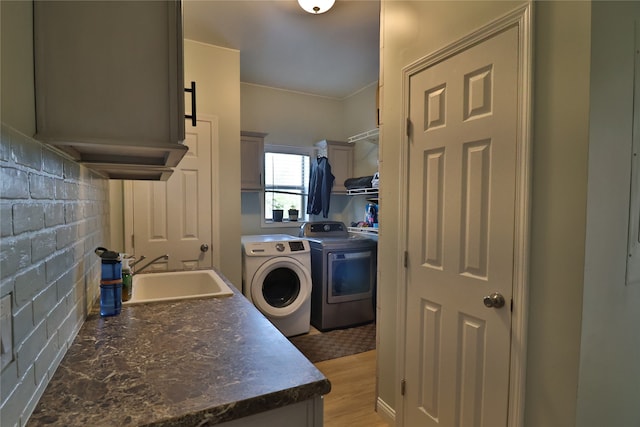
[241,83,344,147]
[239,83,378,236]
[184,40,241,286]
[577,3,640,426]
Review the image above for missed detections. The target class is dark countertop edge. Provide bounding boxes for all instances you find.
[142,380,332,427]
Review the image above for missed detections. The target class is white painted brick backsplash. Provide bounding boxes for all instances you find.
[1,204,12,237]
[16,321,47,378]
[0,365,36,425]
[41,150,63,177]
[0,236,31,280]
[0,358,18,403]
[31,231,56,262]
[45,249,74,283]
[55,224,77,249]
[1,168,29,199]
[0,129,10,163]
[28,174,56,200]
[0,124,109,426]
[46,297,69,338]
[32,284,58,326]
[14,265,46,307]
[12,203,45,234]
[11,137,42,171]
[11,304,34,350]
[64,202,82,222]
[33,333,60,386]
[43,203,64,227]
[63,160,81,181]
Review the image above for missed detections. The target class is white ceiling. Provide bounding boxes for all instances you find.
[183,0,381,99]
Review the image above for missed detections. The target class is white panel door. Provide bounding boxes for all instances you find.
[132,118,213,270]
[404,26,518,427]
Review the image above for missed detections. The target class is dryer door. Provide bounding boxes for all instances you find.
[250,257,312,318]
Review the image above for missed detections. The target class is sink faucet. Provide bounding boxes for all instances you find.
[133,254,169,275]
[129,255,147,267]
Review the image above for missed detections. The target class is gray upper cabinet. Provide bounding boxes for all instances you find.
[241,131,266,191]
[315,139,354,194]
[34,0,188,179]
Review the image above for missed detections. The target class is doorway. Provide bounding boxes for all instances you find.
[124,116,220,270]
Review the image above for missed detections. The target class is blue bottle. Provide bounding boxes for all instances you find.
[365,203,378,226]
[95,247,122,317]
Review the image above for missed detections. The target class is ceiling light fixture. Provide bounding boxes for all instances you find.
[298,0,335,14]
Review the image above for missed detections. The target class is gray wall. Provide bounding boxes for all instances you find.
[525,3,591,425]
[577,2,640,426]
[0,2,111,426]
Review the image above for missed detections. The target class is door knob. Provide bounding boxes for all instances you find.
[483,292,505,309]
[200,244,209,253]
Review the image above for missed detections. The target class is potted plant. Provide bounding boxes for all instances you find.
[288,205,299,222]
[272,201,284,222]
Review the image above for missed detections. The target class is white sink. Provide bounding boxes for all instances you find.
[124,270,234,305]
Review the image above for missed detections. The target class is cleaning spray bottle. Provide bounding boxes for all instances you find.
[121,256,132,302]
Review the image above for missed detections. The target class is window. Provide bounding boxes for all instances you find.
[264,145,311,222]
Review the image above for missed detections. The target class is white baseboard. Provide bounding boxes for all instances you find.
[377,397,396,426]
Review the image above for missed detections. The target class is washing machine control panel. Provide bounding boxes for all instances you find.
[243,239,310,256]
[275,241,306,252]
[288,241,306,252]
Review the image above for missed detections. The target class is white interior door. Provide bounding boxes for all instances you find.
[404,26,519,427]
[132,118,214,271]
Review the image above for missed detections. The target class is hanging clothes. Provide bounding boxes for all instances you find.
[307,156,335,218]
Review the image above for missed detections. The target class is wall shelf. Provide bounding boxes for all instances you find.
[347,187,379,196]
[347,128,379,144]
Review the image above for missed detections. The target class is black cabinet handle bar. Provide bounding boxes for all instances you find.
[185,81,196,127]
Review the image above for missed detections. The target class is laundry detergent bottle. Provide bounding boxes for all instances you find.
[365,203,378,227]
[95,247,122,317]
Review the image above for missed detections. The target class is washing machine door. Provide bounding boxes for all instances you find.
[250,257,311,318]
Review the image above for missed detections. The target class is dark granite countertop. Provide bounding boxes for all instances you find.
[27,270,331,426]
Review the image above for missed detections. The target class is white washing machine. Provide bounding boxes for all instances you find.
[241,234,312,337]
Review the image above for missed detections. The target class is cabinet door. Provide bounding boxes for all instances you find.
[34,0,186,168]
[327,143,354,193]
[241,132,266,190]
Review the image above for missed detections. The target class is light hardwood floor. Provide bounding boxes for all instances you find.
[315,350,389,427]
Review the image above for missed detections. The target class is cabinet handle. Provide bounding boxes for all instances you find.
[185,81,197,127]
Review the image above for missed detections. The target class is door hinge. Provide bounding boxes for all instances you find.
[511,298,513,312]
[401,379,406,396]
[131,234,135,249]
[406,118,412,137]
[404,251,409,268]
